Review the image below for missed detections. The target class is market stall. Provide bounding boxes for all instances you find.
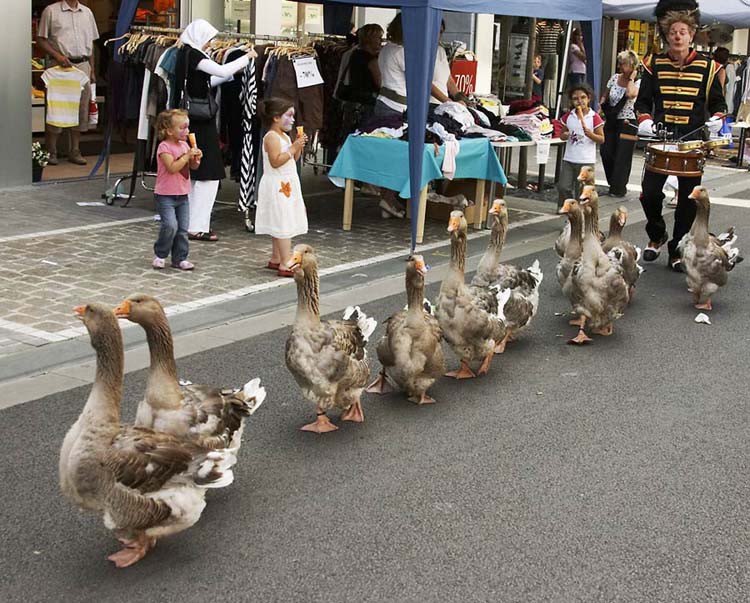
[330,136,506,243]
[299,0,603,251]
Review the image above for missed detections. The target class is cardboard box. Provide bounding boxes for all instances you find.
[425,179,488,223]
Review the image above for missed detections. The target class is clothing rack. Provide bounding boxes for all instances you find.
[129,25,297,44]
[101,26,336,206]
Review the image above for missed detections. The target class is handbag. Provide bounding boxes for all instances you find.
[179,53,218,121]
[601,85,629,121]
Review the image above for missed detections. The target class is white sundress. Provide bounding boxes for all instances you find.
[255,131,308,238]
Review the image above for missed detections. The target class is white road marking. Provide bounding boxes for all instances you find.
[0,212,559,344]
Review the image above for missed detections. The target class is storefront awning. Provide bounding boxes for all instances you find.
[299,0,603,251]
[603,0,750,29]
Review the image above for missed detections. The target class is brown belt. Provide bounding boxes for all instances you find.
[378,87,407,105]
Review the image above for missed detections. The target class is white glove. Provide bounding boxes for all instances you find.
[638,119,656,137]
[705,116,723,134]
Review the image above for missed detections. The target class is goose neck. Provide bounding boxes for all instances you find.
[296,265,321,324]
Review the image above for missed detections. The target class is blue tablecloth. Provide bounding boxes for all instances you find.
[329,136,507,199]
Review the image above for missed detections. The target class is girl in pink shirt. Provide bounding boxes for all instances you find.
[153,109,202,270]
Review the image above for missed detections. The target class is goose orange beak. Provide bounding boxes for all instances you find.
[558,199,573,214]
[447,217,461,233]
[688,186,701,200]
[414,258,428,276]
[73,305,86,319]
[113,300,131,318]
[287,252,303,272]
[488,200,504,215]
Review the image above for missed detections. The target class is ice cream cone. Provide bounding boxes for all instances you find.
[188,133,197,148]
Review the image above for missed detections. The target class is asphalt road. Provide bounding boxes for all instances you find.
[1,203,749,602]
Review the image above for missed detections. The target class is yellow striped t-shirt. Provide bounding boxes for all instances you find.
[41,66,90,128]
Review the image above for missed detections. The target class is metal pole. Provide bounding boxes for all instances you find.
[517,18,537,190]
[555,20,574,119]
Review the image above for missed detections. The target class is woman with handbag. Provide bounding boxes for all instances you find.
[599,50,640,198]
[175,19,255,241]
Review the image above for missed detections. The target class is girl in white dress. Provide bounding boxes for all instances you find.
[256,99,309,277]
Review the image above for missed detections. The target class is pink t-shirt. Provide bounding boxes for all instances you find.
[155,140,191,195]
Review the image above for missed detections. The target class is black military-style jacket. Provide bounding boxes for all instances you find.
[635,48,727,139]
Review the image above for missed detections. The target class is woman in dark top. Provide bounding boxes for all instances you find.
[336,24,383,137]
[174,20,253,241]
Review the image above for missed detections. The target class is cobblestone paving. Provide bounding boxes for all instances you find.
[0,179,544,354]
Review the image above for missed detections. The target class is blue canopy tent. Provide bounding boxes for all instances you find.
[603,1,750,29]
[299,0,602,250]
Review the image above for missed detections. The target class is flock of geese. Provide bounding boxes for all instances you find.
[60,167,741,568]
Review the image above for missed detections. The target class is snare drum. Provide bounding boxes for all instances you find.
[644,143,705,177]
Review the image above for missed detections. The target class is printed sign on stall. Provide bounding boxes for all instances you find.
[450,60,477,95]
[293,56,324,88]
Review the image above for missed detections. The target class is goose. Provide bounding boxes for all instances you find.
[59,303,235,568]
[366,255,445,404]
[114,294,266,453]
[557,198,586,327]
[285,244,376,433]
[436,210,510,378]
[602,206,642,299]
[677,186,742,310]
[555,165,595,256]
[470,199,543,353]
[567,188,629,344]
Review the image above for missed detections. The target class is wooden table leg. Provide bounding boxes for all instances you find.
[343,179,354,230]
[473,179,486,230]
[416,185,428,245]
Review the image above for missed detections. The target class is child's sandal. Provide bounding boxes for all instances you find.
[266,261,280,270]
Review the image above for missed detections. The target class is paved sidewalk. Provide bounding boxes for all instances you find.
[0,168,546,357]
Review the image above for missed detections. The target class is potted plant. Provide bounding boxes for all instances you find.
[32,142,50,182]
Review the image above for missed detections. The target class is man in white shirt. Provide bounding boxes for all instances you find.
[37,0,99,165]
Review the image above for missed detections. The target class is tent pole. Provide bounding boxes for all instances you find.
[517,18,537,191]
[555,20,574,119]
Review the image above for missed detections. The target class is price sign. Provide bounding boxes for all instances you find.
[293,56,324,88]
[450,59,477,95]
[536,140,551,164]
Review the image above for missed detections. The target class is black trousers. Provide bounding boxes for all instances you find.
[600,118,636,196]
[640,169,701,260]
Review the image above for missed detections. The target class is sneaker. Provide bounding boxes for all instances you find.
[68,150,87,165]
[669,257,685,273]
[47,152,58,166]
[172,260,195,270]
[643,234,668,262]
[152,257,166,269]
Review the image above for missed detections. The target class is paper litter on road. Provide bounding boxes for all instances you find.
[694,313,711,325]
[76,201,106,207]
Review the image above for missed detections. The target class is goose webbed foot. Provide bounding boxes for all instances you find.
[301,411,339,433]
[341,400,364,423]
[477,351,494,375]
[108,535,156,568]
[409,392,436,405]
[568,329,593,345]
[591,324,614,336]
[445,360,477,379]
[695,299,713,311]
[494,333,510,354]
[365,371,392,394]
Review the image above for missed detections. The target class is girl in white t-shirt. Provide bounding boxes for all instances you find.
[557,83,605,207]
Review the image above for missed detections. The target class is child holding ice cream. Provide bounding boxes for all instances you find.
[153,109,202,270]
[255,98,309,277]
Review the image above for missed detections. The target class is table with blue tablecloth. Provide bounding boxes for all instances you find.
[328,136,507,243]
